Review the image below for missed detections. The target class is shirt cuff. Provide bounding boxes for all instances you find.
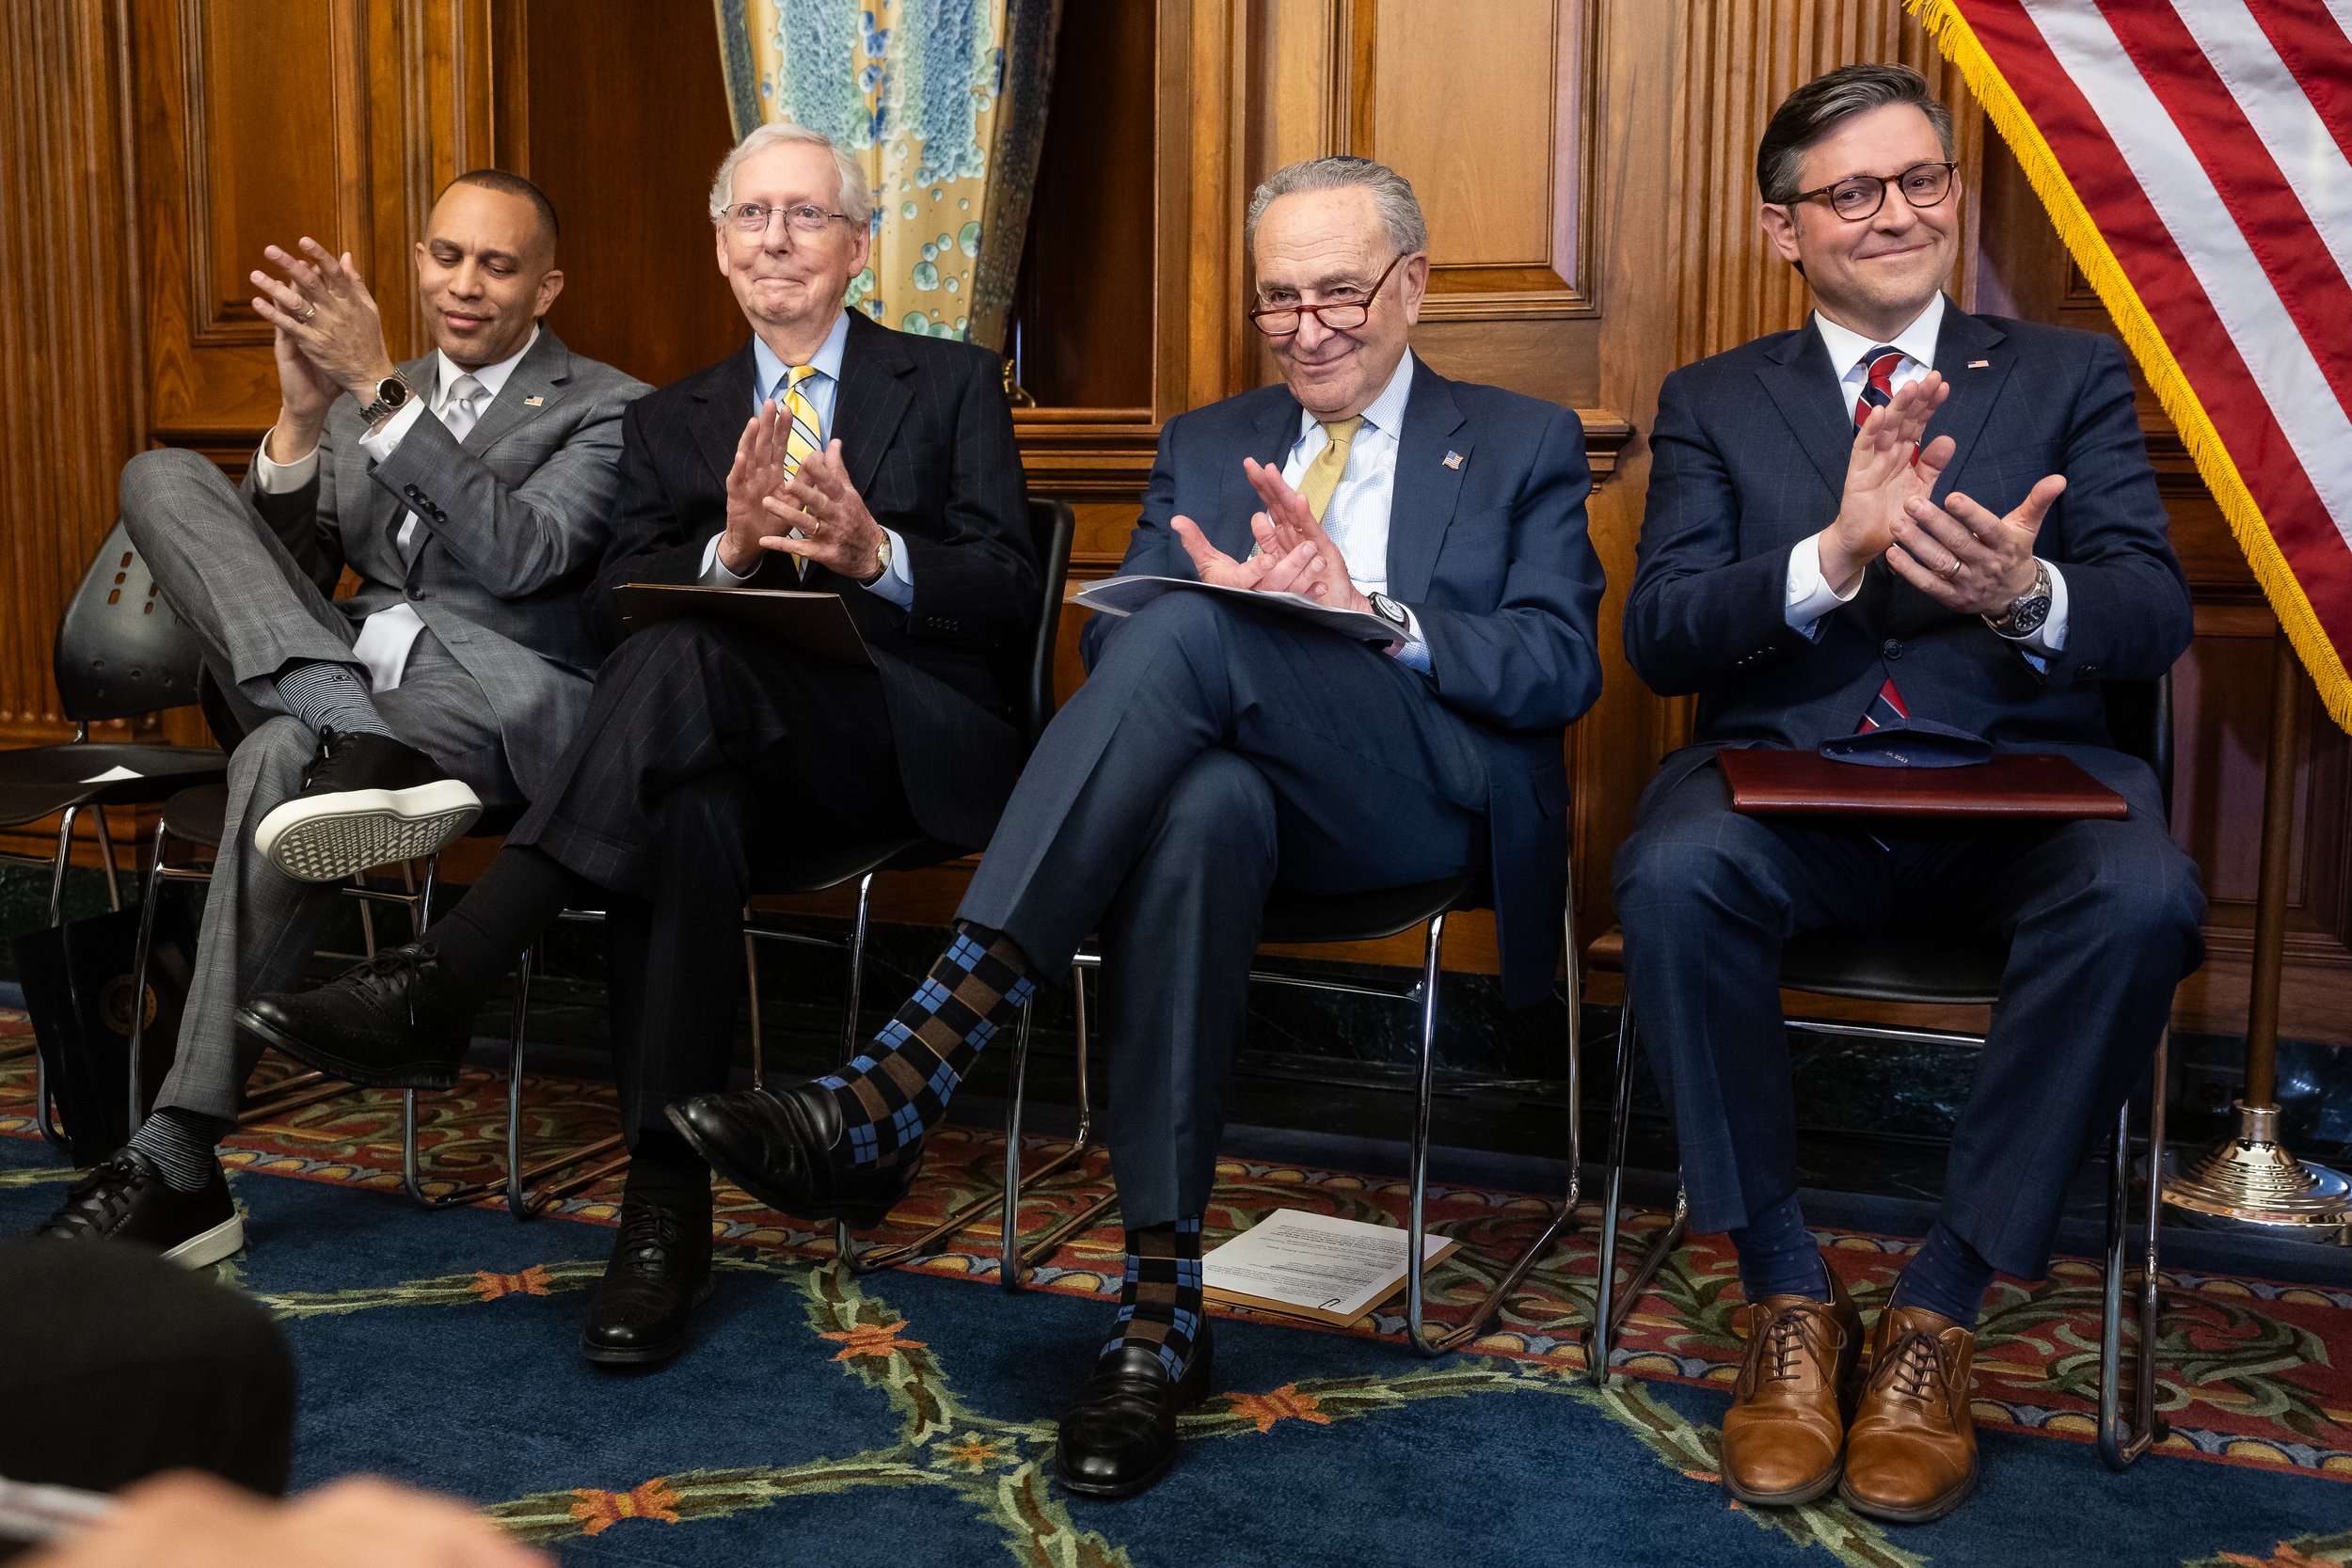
[1786,533,1862,641]
[859,528,914,610]
[699,533,759,585]
[1390,603,1432,673]
[252,433,320,493]
[358,398,431,465]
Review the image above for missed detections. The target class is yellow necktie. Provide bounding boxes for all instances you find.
[782,364,821,577]
[1297,416,1364,524]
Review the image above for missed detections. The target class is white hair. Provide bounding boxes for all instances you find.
[707,122,872,227]
[1245,155,1428,257]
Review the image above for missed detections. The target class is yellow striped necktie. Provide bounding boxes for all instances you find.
[1297,416,1364,524]
[782,363,822,577]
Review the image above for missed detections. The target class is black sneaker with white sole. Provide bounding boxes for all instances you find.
[36,1148,244,1268]
[252,728,481,882]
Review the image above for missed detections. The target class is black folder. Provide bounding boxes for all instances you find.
[612,583,875,668]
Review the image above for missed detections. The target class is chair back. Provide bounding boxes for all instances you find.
[1008,499,1078,749]
[2103,674,2172,822]
[52,519,208,723]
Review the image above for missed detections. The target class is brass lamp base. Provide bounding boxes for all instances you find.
[2162,1101,2352,1231]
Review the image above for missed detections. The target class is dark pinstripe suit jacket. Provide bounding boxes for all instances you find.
[1627,302,2191,804]
[591,312,1039,848]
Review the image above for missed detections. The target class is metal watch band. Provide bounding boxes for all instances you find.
[1984,559,2054,639]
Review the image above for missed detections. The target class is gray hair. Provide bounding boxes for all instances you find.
[707,122,873,227]
[1244,155,1429,257]
[1756,64,1954,204]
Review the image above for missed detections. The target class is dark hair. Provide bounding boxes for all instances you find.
[446,168,561,247]
[1755,64,1954,204]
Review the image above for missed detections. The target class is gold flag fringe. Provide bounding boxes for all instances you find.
[1906,0,2352,732]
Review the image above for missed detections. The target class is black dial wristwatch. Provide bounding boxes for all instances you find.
[1984,559,2054,640]
[358,374,413,427]
[1367,592,1411,636]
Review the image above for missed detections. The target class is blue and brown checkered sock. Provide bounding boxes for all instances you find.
[1104,1218,1205,1379]
[818,921,1037,1169]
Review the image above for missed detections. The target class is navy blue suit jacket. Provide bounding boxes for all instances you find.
[1084,356,1606,1005]
[1627,301,2191,806]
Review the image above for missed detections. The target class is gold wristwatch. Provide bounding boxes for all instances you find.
[861,530,893,586]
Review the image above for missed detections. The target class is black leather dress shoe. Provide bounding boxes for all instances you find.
[253,729,482,883]
[580,1191,713,1367]
[1054,1329,1217,1499]
[666,1081,920,1229]
[235,942,475,1090]
[36,1148,244,1268]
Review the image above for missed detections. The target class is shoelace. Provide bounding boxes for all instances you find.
[1878,1328,1946,1404]
[54,1155,150,1230]
[346,944,439,1026]
[1760,1306,1823,1384]
[613,1204,687,1274]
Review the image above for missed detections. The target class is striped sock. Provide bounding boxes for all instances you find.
[1104,1218,1205,1379]
[126,1106,230,1193]
[273,660,393,738]
[818,922,1037,1169]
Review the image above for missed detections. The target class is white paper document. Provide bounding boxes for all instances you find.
[79,766,143,784]
[1201,1208,1457,1324]
[1073,575,1394,643]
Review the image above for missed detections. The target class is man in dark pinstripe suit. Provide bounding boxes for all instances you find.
[238,124,1037,1369]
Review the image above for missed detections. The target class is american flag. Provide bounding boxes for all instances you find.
[1908,0,2352,731]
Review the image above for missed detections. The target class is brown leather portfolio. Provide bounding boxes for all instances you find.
[1717,748,2131,820]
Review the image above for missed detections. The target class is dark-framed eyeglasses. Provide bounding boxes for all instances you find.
[1786,161,1958,222]
[722,201,853,236]
[1248,251,1410,339]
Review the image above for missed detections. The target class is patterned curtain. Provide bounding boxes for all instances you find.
[714,0,1061,353]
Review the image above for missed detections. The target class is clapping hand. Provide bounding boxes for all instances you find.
[1887,475,2064,617]
[248,240,400,408]
[761,439,888,581]
[1819,373,1954,595]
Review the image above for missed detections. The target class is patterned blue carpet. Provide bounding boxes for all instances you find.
[6,1109,2349,1565]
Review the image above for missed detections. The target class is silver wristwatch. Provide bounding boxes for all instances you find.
[357,373,413,427]
[1984,559,2054,640]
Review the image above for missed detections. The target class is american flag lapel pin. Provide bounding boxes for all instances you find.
[524,395,545,405]
[1442,451,1463,469]
[1967,360,1990,370]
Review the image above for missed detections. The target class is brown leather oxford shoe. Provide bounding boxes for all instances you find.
[1840,1304,1979,1524]
[1719,1270,1863,1507]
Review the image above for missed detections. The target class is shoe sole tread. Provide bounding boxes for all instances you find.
[255,783,481,883]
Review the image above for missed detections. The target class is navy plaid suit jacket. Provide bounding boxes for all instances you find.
[1627,299,2192,805]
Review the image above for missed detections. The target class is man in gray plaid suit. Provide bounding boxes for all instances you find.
[35,170,646,1267]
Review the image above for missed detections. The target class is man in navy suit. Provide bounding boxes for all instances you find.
[675,154,1605,1498]
[1615,65,2203,1524]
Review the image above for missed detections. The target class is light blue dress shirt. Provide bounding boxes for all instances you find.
[1278,349,1431,672]
[701,310,914,608]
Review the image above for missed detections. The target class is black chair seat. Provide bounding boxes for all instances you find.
[0,743,227,827]
[1778,927,2008,1008]
[1260,873,1483,947]
[159,780,231,848]
[759,836,963,898]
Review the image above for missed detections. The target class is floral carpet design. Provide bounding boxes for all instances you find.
[4,1026,2348,1566]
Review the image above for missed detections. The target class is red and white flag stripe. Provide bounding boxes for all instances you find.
[1912,0,2352,726]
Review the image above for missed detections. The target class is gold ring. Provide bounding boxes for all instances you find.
[300,302,318,323]
[1940,558,1962,579]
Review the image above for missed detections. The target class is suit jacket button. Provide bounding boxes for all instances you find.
[407,587,427,600]
[1882,639,1902,660]
[2082,662,2100,674]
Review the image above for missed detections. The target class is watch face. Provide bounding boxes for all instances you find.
[1371,593,1407,627]
[376,377,409,409]
[2007,597,2051,635]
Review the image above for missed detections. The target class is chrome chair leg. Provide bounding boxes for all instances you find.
[32,808,83,1152]
[91,807,121,913]
[1587,1006,1688,1385]
[841,872,876,1056]
[502,942,628,1219]
[47,804,81,927]
[124,823,172,1139]
[744,911,765,1088]
[2098,1030,2171,1470]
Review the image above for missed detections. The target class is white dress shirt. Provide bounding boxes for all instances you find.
[253,326,541,690]
[698,310,915,609]
[1785,294,2069,657]
[1278,349,1430,672]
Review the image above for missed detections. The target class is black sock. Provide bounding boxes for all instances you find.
[126,1106,231,1193]
[1103,1218,1206,1378]
[625,1127,709,1208]
[421,847,591,1005]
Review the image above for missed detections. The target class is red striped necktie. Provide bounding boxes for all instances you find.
[1853,344,1910,734]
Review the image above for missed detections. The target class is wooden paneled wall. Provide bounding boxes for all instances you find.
[0,0,2334,1041]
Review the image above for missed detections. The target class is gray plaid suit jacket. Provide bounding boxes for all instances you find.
[244,328,648,798]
